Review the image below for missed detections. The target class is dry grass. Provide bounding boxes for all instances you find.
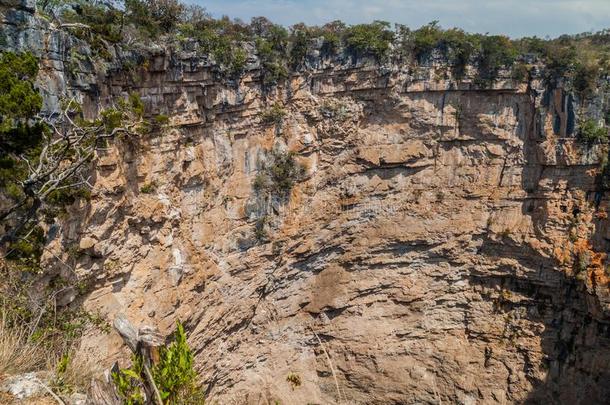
[1,314,102,403]
[51,349,101,394]
[0,314,49,376]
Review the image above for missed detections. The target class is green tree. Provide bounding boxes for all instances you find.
[476,35,517,86]
[573,61,600,99]
[412,21,442,61]
[439,28,479,79]
[345,21,394,60]
[125,0,184,37]
[252,19,289,85]
[289,26,310,69]
[0,52,42,132]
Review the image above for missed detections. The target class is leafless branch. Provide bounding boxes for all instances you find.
[59,23,92,30]
[1,96,145,245]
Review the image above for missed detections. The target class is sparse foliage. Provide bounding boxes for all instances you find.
[1,88,147,248]
[577,119,607,144]
[253,149,305,198]
[112,322,205,404]
[140,181,157,194]
[0,311,48,375]
[286,372,302,389]
[260,103,287,126]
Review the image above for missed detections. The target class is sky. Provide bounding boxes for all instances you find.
[191,0,610,38]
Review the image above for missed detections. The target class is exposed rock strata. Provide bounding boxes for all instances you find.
[2,3,610,404]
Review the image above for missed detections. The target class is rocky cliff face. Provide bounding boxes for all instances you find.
[3,2,610,404]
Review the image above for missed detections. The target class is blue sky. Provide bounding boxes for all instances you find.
[191,0,610,38]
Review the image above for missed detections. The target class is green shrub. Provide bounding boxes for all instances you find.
[46,186,92,206]
[254,150,305,198]
[154,114,170,125]
[124,0,184,37]
[511,62,530,82]
[254,216,268,241]
[152,322,204,403]
[139,181,157,194]
[60,2,124,43]
[256,36,289,85]
[229,48,248,75]
[268,152,303,194]
[544,42,577,83]
[345,21,394,60]
[253,173,268,191]
[127,92,145,118]
[262,60,288,85]
[438,28,479,79]
[408,23,517,83]
[260,103,287,125]
[319,20,346,56]
[255,37,276,59]
[4,181,24,200]
[113,322,204,405]
[289,28,310,69]
[100,108,124,132]
[5,225,45,269]
[112,354,146,405]
[573,61,600,99]
[179,17,248,76]
[515,36,548,57]
[577,119,607,144]
[476,35,517,86]
[99,93,147,135]
[0,51,42,132]
[412,21,442,61]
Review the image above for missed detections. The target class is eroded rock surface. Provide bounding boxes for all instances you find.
[2,4,610,404]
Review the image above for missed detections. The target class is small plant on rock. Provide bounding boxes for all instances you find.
[254,150,305,198]
[319,99,350,121]
[254,216,268,241]
[140,181,157,194]
[154,114,170,126]
[112,354,146,405]
[577,119,607,145]
[286,372,302,389]
[153,322,204,403]
[112,321,204,404]
[260,103,287,126]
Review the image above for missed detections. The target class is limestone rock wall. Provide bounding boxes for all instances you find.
[2,4,610,404]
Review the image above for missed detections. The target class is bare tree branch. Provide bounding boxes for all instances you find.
[1,95,146,246]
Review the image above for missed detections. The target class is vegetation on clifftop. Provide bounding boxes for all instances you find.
[1,2,609,402]
[35,1,610,92]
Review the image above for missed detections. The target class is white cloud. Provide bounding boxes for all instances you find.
[192,0,610,37]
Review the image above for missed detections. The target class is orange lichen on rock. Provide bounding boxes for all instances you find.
[554,244,572,265]
[572,238,607,286]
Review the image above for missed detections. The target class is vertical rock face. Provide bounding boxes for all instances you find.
[3,7,610,405]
